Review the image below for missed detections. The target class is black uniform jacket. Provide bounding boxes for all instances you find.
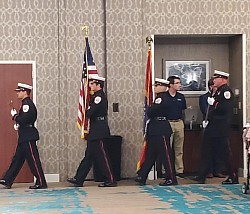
[13,97,39,143]
[86,89,110,140]
[206,84,234,137]
[147,92,173,137]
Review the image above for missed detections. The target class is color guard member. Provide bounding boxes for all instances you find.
[67,75,116,187]
[0,83,47,189]
[192,70,237,184]
[135,78,177,186]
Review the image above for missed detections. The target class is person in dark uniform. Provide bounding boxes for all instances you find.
[166,76,187,178]
[199,79,225,178]
[0,83,47,189]
[67,75,116,187]
[135,78,177,186]
[192,70,238,184]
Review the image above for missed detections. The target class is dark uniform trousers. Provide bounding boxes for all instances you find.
[137,135,176,184]
[3,140,47,187]
[199,135,234,179]
[75,139,115,185]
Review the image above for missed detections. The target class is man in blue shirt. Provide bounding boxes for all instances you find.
[166,76,187,178]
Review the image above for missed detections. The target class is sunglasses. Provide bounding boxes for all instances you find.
[89,81,98,85]
[153,83,163,87]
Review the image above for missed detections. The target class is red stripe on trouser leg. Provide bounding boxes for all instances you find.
[163,136,174,180]
[28,142,43,186]
[100,140,114,183]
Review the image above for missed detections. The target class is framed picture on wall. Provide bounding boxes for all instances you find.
[165,60,210,94]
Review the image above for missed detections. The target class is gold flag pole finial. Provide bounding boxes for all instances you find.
[81,25,89,37]
[146,36,153,49]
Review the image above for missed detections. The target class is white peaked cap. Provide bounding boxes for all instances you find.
[155,78,169,85]
[89,74,105,82]
[15,82,32,91]
[213,70,229,78]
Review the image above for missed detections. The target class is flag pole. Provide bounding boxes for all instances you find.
[78,25,98,140]
[146,36,154,99]
[146,36,157,180]
[81,24,89,37]
[146,36,152,49]
[81,24,89,139]
[146,36,153,107]
[137,36,153,171]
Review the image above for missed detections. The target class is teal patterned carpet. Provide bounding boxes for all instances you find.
[0,188,93,214]
[142,184,250,213]
[0,183,250,213]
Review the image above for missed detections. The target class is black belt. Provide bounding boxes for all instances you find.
[154,117,167,121]
[168,119,181,122]
[94,117,106,121]
[20,124,34,128]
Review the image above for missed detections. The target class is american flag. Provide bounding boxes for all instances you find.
[137,42,153,170]
[77,37,98,139]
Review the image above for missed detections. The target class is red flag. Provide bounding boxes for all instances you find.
[143,48,153,134]
[137,44,153,170]
[77,37,98,139]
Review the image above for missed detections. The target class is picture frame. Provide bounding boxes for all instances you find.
[165,60,210,95]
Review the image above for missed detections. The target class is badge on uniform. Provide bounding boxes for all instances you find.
[224,91,231,99]
[23,105,29,112]
[94,96,101,104]
[155,97,162,104]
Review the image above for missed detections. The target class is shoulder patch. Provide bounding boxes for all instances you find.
[224,91,231,99]
[23,105,29,112]
[94,96,101,104]
[155,97,162,104]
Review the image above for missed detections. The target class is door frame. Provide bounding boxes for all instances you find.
[0,60,36,182]
[242,34,247,177]
[0,60,36,104]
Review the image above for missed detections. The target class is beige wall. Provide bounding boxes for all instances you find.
[155,41,229,78]
[0,0,249,180]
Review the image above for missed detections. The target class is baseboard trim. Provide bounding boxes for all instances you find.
[44,174,60,182]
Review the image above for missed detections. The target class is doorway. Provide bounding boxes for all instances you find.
[153,34,244,175]
[0,61,36,182]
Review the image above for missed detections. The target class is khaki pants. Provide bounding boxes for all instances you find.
[169,120,184,174]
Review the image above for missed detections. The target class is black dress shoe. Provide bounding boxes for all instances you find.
[206,173,214,178]
[190,176,205,184]
[222,176,239,185]
[29,184,48,189]
[98,182,117,187]
[176,173,185,179]
[214,173,226,178]
[0,179,12,189]
[159,179,178,186]
[134,176,146,186]
[67,177,83,187]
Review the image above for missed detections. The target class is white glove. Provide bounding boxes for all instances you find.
[14,123,19,130]
[244,123,250,128]
[207,97,215,106]
[11,108,17,117]
[202,120,209,128]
